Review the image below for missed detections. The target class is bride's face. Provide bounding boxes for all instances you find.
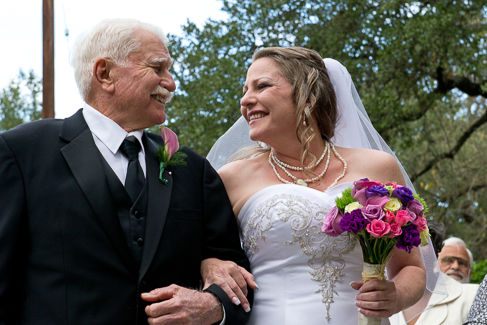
[241,58,296,144]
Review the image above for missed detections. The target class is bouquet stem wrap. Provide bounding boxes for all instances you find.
[358,262,386,325]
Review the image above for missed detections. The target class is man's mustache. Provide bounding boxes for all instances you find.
[151,86,173,103]
[446,269,464,280]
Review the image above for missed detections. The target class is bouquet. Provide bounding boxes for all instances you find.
[321,178,430,325]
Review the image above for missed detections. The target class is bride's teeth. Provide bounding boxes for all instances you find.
[250,113,266,121]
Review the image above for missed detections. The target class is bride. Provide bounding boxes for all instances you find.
[203,47,438,324]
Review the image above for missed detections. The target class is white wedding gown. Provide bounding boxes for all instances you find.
[238,182,391,324]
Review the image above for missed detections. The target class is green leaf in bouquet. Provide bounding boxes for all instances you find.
[335,188,354,211]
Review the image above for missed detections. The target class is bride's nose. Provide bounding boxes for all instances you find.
[240,91,256,108]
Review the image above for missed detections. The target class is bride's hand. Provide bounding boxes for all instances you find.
[351,279,399,318]
[201,258,258,313]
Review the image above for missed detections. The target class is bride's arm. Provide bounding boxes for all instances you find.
[352,247,426,318]
[201,258,257,313]
[350,149,427,317]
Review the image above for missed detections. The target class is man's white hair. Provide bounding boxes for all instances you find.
[70,19,169,101]
[442,237,474,266]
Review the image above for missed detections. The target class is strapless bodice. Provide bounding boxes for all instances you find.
[238,183,388,324]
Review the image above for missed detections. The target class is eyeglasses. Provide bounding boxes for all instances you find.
[440,256,470,269]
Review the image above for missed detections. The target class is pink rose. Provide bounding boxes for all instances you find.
[384,210,395,223]
[386,182,398,190]
[366,219,391,238]
[354,179,383,188]
[366,195,390,208]
[394,210,412,226]
[321,206,344,237]
[388,223,403,238]
[361,205,385,222]
[413,216,427,231]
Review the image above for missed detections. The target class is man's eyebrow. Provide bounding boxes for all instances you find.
[149,57,173,68]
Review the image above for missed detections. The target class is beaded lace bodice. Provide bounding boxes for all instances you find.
[238,183,372,324]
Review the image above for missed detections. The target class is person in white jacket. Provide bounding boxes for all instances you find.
[390,222,479,325]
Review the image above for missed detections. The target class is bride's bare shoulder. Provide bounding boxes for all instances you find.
[218,153,267,186]
[337,147,405,184]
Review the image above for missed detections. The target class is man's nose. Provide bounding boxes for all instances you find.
[161,74,176,93]
[451,259,460,269]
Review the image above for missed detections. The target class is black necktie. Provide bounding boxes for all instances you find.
[120,136,145,202]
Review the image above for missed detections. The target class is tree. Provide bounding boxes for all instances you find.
[471,258,487,284]
[165,0,487,258]
[0,70,42,132]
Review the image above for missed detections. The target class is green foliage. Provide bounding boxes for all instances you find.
[335,188,354,211]
[471,259,487,284]
[0,70,42,132]
[167,0,487,258]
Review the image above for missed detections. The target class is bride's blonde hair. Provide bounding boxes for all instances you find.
[231,47,338,169]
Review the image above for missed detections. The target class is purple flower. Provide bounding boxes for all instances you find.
[366,195,390,208]
[407,199,424,219]
[366,185,389,198]
[396,223,421,253]
[321,206,344,237]
[352,187,367,206]
[339,209,368,235]
[361,205,385,222]
[392,186,414,205]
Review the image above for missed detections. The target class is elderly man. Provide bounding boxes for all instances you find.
[0,19,251,324]
[390,225,479,325]
[438,237,474,283]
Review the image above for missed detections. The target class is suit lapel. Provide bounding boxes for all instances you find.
[139,135,173,281]
[60,110,138,276]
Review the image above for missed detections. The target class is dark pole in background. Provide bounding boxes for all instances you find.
[42,0,55,119]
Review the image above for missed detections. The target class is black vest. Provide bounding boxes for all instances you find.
[102,159,148,267]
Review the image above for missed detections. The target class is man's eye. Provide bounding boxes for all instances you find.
[258,84,269,89]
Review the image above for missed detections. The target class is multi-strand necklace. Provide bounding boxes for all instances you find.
[268,141,347,191]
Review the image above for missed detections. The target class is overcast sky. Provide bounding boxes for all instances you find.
[0,0,228,118]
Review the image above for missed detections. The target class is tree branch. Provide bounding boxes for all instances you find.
[436,66,487,98]
[411,111,487,181]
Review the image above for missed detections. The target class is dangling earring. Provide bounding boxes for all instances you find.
[303,105,311,126]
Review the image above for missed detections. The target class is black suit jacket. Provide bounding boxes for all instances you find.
[0,109,251,324]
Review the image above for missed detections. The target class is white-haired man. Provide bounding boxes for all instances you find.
[390,224,479,325]
[0,19,251,324]
[439,237,473,283]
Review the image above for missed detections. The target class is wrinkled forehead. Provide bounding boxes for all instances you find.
[440,244,469,260]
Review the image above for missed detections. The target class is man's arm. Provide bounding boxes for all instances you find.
[200,158,253,324]
[0,136,26,323]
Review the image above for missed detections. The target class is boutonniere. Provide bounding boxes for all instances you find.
[157,126,187,185]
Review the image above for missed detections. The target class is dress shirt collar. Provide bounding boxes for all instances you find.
[82,103,145,155]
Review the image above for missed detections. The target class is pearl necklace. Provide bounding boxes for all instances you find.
[268,142,348,191]
[270,142,330,186]
[272,142,328,171]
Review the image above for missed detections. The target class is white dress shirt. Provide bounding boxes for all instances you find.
[82,103,146,185]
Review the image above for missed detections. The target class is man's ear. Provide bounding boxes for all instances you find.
[93,58,115,93]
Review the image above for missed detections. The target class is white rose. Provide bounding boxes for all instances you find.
[345,202,363,213]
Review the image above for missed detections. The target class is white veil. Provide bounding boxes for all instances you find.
[207,58,447,323]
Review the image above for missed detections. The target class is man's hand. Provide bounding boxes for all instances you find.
[141,284,223,325]
[351,279,399,318]
[201,258,257,313]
